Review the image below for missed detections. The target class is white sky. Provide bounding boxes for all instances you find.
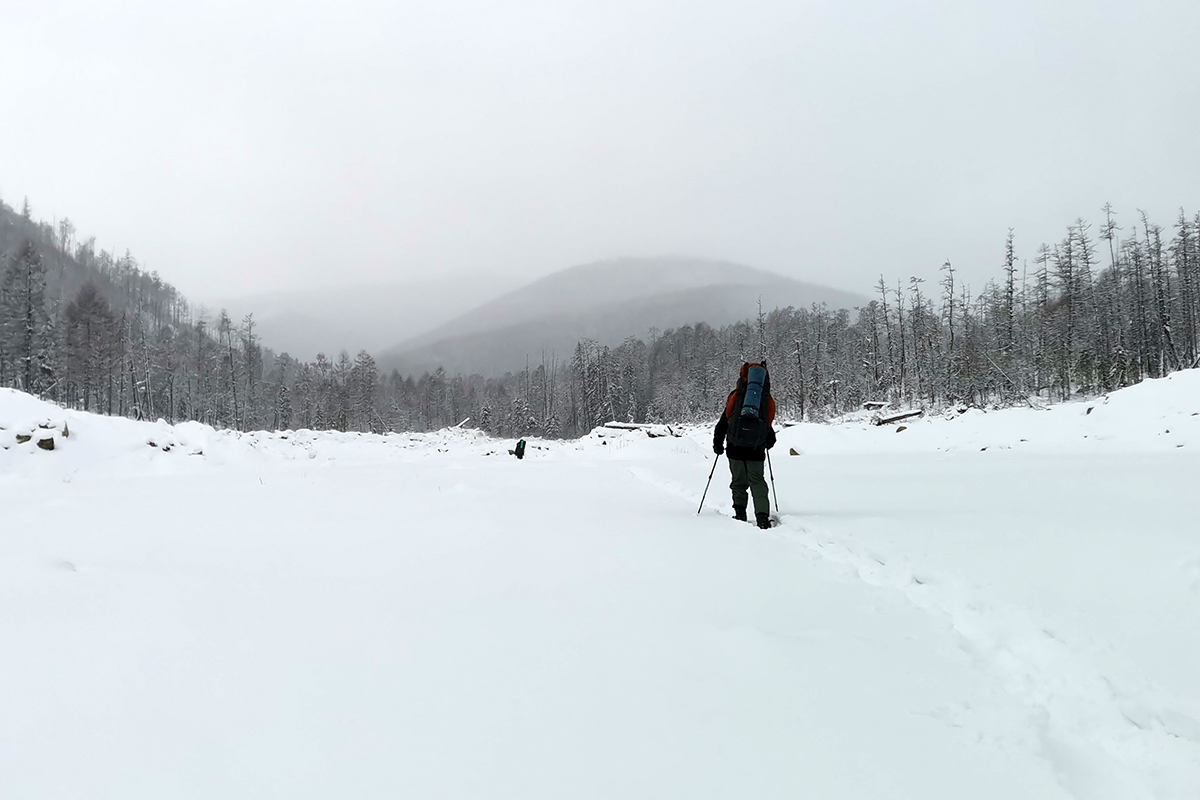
[3,0,1198,303]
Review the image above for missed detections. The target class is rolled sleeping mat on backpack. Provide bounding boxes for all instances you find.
[741,365,768,420]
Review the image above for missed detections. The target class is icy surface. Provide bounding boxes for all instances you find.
[2,375,1199,799]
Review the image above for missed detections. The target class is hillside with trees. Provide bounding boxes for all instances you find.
[379,257,866,377]
[0,198,293,429]
[3,197,1198,440]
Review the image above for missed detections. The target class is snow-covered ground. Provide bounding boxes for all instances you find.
[2,373,1199,799]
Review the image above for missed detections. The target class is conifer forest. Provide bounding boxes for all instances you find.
[3,199,1199,439]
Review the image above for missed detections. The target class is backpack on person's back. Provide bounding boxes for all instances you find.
[723,362,775,451]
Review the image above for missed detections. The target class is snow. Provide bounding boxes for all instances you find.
[790,369,1200,456]
[2,376,1199,799]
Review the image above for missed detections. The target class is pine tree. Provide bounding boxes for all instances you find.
[1002,230,1017,356]
[351,350,379,431]
[216,310,240,427]
[240,314,262,429]
[63,283,117,411]
[939,261,958,401]
[1,240,51,394]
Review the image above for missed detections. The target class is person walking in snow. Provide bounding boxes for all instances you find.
[713,362,776,529]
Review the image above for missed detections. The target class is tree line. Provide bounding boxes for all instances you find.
[3,197,1198,439]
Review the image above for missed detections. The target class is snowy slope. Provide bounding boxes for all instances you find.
[2,376,1199,799]
[787,370,1200,456]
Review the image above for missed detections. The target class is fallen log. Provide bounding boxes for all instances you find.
[600,421,680,438]
[872,409,924,426]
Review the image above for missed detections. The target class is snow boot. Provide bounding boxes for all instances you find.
[733,506,747,522]
[756,512,771,530]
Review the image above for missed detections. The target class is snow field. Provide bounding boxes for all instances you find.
[2,375,1200,798]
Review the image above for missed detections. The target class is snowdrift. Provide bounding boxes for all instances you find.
[0,388,507,477]
[780,370,1200,456]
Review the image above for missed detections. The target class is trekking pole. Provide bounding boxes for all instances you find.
[696,455,720,515]
[766,450,780,513]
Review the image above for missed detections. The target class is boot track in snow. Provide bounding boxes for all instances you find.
[631,464,1200,800]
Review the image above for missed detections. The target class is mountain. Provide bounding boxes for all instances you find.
[379,257,866,376]
[209,274,515,362]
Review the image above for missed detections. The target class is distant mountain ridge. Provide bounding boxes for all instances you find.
[210,274,514,362]
[380,257,865,376]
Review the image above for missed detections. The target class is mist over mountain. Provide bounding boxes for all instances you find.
[380,258,866,376]
[1,203,133,308]
[212,275,513,362]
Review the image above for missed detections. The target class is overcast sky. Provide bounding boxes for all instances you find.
[3,0,1198,304]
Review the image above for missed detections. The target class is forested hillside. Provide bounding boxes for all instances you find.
[3,197,1198,440]
[0,199,247,425]
[379,258,866,377]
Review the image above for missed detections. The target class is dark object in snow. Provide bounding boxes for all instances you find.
[896,426,908,433]
[725,510,780,528]
[872,409,924,426]
[514,439,526,460]
[863,400,889,411]
[733,505,747,521]
[36,436,55,451]
[16,433,31,444]
[789,447,800,456]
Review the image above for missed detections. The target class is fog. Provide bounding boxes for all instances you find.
[4,0,1199,309]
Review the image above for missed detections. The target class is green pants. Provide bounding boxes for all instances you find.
[728,458,770,514]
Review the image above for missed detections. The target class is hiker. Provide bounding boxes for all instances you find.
[713,362,776,529]
[514,438,526,460]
